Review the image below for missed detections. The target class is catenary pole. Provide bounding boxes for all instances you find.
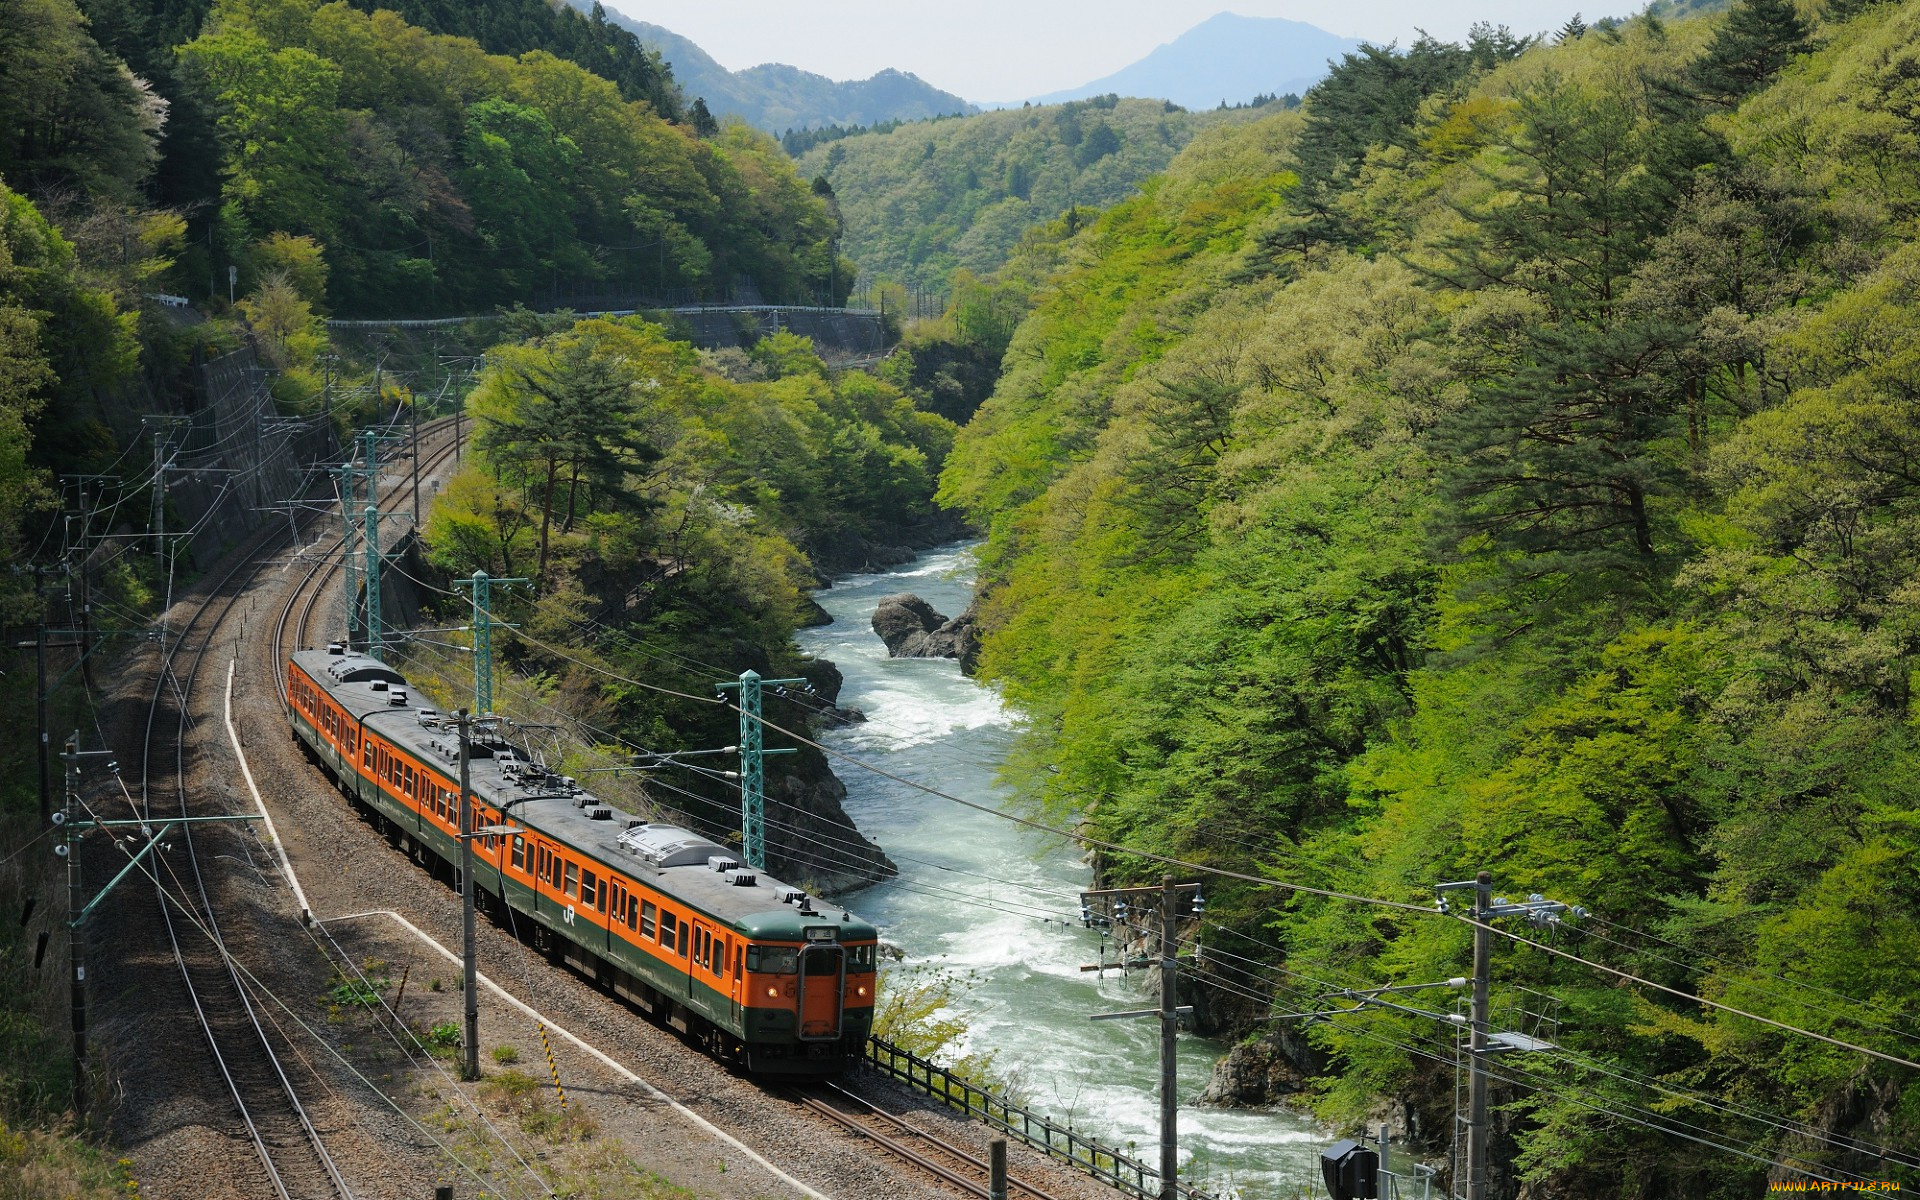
[714,670,803,871]
[364,505,382,660]
[457,708,479,1081]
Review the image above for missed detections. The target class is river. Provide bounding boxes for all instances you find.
[795,544,1325,1199]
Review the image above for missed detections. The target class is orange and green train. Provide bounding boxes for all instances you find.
[288,646,878,1075]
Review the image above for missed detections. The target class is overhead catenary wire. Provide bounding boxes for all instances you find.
[407,593,1920,1081]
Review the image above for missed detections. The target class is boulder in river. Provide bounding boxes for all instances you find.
[871,593,979,670]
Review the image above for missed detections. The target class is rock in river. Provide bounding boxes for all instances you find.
[871,593,979,672]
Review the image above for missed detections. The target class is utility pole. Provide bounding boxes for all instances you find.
[332,460,359,645]
[1085,878,1202,1200]
[713,669,802,871]
[454,571,528,716]
[364,505,383,660]
[1157,875,1178,1200]
[1433,873,1584,1200]
[337,429,405,647]
[410,391,422,526]
[1468,872,1491,1200]
[456,708,479,1081]
[36,627,50,826]
[149,428,167,570]
[59,731,113,1117]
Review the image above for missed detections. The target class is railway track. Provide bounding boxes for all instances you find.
[122,420,461,1199]
[792,1081,1068,1200]
[272,424,465,701]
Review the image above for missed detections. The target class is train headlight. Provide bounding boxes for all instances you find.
[856,985,868,998]
[766,986,779,999]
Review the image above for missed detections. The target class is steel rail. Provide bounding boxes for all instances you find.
[135,461,357,1199]
[791,1082,1067,1200]
[129,412,458,1198]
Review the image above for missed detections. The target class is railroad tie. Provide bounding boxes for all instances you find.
[536,1020,568,1110]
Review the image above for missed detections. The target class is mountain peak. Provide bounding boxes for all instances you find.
[576,3,976,132]
[1025,12,1362,109]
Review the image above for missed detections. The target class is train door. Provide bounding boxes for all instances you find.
[727,937,743,1028]
[796,944,845,1041]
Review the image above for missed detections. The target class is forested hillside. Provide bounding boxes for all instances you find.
[941,2,1920,1192]
[795,96,1253,290]
[0,0,904,1187]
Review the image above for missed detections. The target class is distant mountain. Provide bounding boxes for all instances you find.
[575,3,977,132]
[1023,13,1363,110]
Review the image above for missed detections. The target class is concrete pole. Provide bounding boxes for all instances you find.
[988,1138,1008,1200]
[62,733,86,1118]
[1159,874,1178,1200]
[36,627,50,827]
[1467,870,1493,1200]
[457,709,479,1081]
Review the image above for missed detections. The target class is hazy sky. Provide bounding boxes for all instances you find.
[607,2,1602,101]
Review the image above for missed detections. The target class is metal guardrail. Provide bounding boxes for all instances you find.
[862,1036,1219,1200]
[324,303,883,330]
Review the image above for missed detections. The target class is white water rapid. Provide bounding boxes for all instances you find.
[795,544,1326,1199]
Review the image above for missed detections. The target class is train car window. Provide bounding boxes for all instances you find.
[659,910,676,946]
[677,923,689,959]
[580,868,598,909]
[511,837,525,870]
[695,928,707,970]
[626,893,638,931]
[641,901,656,939]
[747,946,798,974]
[363,741,374,769]
[402,764,416,800]
[804,951,839,976]
[563,861,578,898]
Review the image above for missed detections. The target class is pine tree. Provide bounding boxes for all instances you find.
[689,97,718,138]
[1558,13,1588,43]
[1433,82,1689,582]
[1685,0,1812,109]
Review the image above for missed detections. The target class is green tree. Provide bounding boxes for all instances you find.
[688,96,717,138]
[1431,80,1687,581]
[1685,0,1813,109]
[0,0,163,200]
[471,324,665,579]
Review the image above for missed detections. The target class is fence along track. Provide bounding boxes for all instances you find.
[792,1081,1065,1200]
[863,1037,1219,1200]
[136,460,357,1199]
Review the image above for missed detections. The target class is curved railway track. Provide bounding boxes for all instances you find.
[791,1082,1067,1200]
[124,420,460,1199]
